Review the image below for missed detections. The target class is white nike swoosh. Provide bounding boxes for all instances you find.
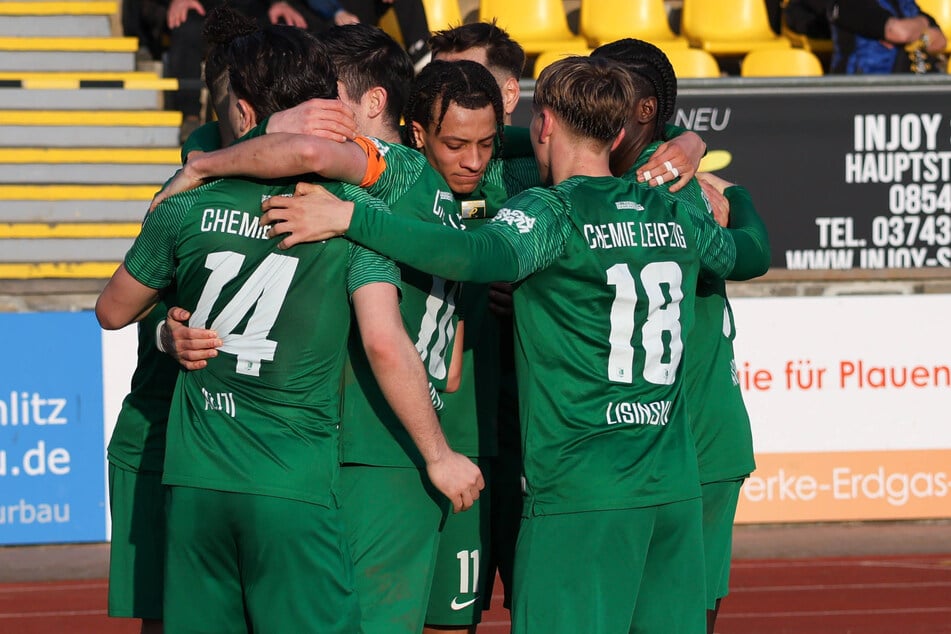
[450,595,479,610]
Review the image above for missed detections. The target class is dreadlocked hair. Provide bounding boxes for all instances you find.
[202,6,258,106]
[591,38,678,140]
[224,25,338,121]
[402,59,505,152]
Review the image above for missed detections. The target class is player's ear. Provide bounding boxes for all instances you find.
[538,108,555,142]
[236,98,258,135]
[410,120,426,148]
[637,96,657,126]
[366,86,388,120]
[610,127,626,152]
[501,76,520,117]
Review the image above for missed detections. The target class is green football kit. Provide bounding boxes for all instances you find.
[625,142,770,609]
[426,155,540,626]
[122,173,398,634]
[106,296,179,620]
[337,138,469,634]
[342,173,748,633]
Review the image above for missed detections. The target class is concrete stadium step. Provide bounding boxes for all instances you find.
[0,37,137,72]
[0,110,182,147]
[0,2,119,37]
[0,71,176,109]
[0,222,139,238]
[0,148,180,184]
[0,184,157,222]
[0,260,121,279]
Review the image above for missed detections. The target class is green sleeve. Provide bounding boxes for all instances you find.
[124,195,190,289]
[724,186,771,280]
[662,123,688,142]
[686,198,737,280]
[498,125,532,159]
[181,122,222,162]
[502,156,542,197]
[346,189,568,283]
[342,187,402,293]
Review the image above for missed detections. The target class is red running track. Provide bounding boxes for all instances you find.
[2,554,950,633]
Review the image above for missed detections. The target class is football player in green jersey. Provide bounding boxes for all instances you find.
[592,38,771,634]
[258,55,766,634]
[426,23,712,629]
[157,26,501,634]
[97,20,481,634]
[104,12,263,633]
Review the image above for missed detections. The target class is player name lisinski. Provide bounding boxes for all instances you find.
[605,400,672,426]
[584,221,687,250]
[201,208,270,240]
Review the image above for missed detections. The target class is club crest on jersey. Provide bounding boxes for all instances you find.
[495,208,536,233]
[615,201,645,211]
[461,199,487,219]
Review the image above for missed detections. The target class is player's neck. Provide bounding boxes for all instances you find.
[360,118,400,144]
[550,144,613,184]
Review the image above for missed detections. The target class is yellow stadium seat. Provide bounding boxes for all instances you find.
[916,0,951,52]
[681,0,791,55]
[663,48,722,78]
[579,0,689,48]
[479,0,588,54]
[533,48,594,78]
[378,8,403,44]
[781,24,833,54]
[740,48,824,76]
[423,0,463,31]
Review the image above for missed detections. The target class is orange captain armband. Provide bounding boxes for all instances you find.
[353,136,388,187]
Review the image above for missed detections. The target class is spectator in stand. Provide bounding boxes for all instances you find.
[305,0,360,25]
[121,0,170,64]
[334,0,433,69]
[829,0,947,73]
[164,0,309,142]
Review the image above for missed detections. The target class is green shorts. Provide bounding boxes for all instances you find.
[426,460,492,627]
[511,498,705,634]
[107,463,165,620]
[163,486,359,633]
[701,477,745,609]
[340,464,448,634]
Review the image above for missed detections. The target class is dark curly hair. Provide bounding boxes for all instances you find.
[202,6,258,109]
[402,59,504,150]
[591,38,678,141]
[224,24,338,121]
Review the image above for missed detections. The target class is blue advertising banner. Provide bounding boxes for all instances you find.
[0,311,107,545]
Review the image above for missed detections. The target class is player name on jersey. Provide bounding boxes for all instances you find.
[583,221,688,251]
[604,399,672,426]
[200,208,270,240]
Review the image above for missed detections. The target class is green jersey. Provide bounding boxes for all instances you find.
[438,154,542,458]
[106,296,179,473]
[123,176,399,507]
[625,145,769,483]
[345,175,741,514]
[340,140,464,467]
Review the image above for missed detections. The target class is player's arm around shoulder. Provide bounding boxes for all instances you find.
[96,197,185,329]
[696,172,770,280]
[351,278,484,513]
